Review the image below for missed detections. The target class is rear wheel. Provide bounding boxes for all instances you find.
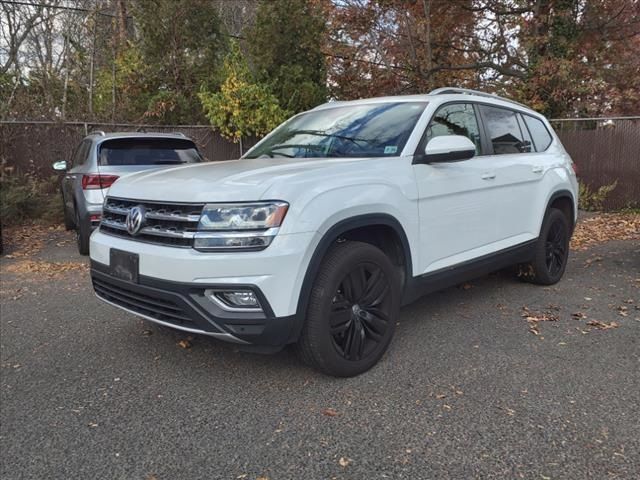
[62,193,74,230]
[523,208,570,285]
[296,241,401,377]
[75,209,90,256]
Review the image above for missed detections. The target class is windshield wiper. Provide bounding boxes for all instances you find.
[261,144,326,158]
[290,129,375,147]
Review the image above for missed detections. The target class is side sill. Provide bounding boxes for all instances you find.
[402,239,537,305]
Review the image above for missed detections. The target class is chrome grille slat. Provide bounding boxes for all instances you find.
[100,197,203,247]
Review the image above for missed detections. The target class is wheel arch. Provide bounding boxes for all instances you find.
[544,189,576,234]
[289,213,412,342]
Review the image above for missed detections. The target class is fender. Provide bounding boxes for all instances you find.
[543,189,577,232]
[287,213,412,343]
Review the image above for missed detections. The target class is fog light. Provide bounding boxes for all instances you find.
[205,289,262,311]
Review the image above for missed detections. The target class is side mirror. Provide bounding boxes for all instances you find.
[418,135,476,164]
[52,160,68,171]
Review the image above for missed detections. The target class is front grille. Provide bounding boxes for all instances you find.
[93,275,195,326]
[100,197,204,247]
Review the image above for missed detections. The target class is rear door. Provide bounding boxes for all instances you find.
[477,105,549,246]
[64,139,91,213]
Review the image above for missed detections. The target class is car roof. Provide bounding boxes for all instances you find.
[312,92,544,119]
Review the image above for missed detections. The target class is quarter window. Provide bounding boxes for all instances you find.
[425,103,482,154]
[480,105,529,155]
[523,115,553,151]
[71,140,91,167]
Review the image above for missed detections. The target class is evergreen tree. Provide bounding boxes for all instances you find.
[249,0,327,114]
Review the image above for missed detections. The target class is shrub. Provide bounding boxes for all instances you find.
[578,180,617,212]
[0,172,63,226]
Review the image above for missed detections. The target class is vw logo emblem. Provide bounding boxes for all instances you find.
[126,205,145,235]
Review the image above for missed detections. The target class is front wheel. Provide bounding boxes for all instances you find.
[296,241,401,377]
[523,208,570,285]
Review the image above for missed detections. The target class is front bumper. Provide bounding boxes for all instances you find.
[91,261,298,348]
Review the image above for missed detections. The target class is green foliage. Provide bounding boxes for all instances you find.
[0,173,62,226]
[578,180,618,212]
[199,43,288,142]
[125,0,228,123]
[249,0,327,113]
[94,45,149,120]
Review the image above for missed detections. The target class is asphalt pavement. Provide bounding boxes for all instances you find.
[1,228,638,479]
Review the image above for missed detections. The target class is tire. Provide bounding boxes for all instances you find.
[523,208,570,285]
[62,193,74,230]
[75,210,90,256]
[295,241,401,377]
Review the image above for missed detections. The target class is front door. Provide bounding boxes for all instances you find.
[413,102,500,275]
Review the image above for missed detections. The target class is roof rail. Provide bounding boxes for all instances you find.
[89,130,106,136]
[429,87,528,108]
[172,132,187,137]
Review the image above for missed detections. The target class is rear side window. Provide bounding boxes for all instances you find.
[480,105,529,155]
[72,139,91,167]
[522,115,553,151]
[425,103,482,154]
[98,138,202,166]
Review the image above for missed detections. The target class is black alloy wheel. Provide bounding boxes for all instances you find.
[525,208,570,285]
[329,263,392,362]
[296,241,401,377]
[545,219,567,277]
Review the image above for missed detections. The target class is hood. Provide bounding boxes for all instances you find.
[105,156,366,203]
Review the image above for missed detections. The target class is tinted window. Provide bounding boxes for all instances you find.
[523,115,553,151]
[480,105,529,154]
[425,103,481,154]
[517,114,533,152]
[245,102,427,159]
[98,138,202,166]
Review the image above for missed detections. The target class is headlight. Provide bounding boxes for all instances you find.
[194,202,288,252]
[198,202,288,230]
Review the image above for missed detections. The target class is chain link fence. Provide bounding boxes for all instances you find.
[2,117,639,210]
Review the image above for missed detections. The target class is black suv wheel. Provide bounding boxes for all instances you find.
[296,241,401,377]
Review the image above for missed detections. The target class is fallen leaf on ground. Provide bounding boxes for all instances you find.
[177,339,192,349]
[322,408,338,417]
[587,320,619,330]
[571,312,587,320]
[571,213,640,250]
[3,260,87,277]
[339,457,351,467]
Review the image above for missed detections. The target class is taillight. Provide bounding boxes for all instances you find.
[571,162,578,175]
[82,174,119,190]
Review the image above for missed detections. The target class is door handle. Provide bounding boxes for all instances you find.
[481,172,496,180]
[532,165,544,174]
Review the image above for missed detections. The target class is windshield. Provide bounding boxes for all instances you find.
[245,102,428,159]
[98,138,202,166]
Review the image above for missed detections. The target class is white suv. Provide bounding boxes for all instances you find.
[90,88,578,376]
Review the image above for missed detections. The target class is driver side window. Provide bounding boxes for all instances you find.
[425,103,482,154]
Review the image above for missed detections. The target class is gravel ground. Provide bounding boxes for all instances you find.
[1,227,638,479]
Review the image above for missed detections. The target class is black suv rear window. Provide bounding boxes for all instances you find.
[98,138,202,166]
